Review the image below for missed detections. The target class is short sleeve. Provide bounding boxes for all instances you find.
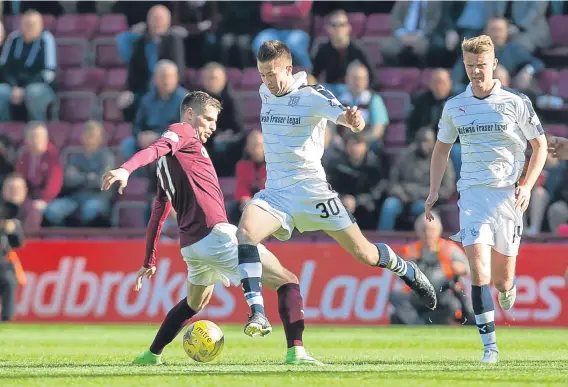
[517,94,544,140]
[309,84,346,124]
[369,94,390,126]
[437,104,458,144]
[160,123,191,154]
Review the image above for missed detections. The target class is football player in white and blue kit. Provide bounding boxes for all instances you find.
[425,35,548,364]
[234,41,437,354]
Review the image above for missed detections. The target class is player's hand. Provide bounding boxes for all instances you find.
[101,167,130,194]
[134,266,156,291]
[345,106,364,131]
[515,184,531,212]
[548,135,568,160]
[424,191,439,222]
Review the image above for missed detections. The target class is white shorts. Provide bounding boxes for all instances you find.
[456,185,523,256]
[180,223,269,287]
[247,180,356,241]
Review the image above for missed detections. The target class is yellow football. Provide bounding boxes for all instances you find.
[182,320,224,363]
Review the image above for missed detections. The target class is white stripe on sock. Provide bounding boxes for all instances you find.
[238,262,262,278]
[475,311,494,325]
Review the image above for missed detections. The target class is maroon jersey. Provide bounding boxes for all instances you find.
[121,123,228,268]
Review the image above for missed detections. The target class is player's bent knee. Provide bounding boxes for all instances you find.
[235,225,255,245]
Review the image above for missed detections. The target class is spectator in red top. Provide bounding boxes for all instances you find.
[15,122,62,215]
[229,129,266,224]
[252,1,313,67]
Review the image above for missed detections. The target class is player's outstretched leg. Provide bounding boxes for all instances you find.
[466,245,499,364]
[133,284,213,365]
[260,247,324,365]
[236,204,282,337]
[326,224,437,310]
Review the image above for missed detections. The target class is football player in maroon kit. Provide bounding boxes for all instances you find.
[101,91,323,366]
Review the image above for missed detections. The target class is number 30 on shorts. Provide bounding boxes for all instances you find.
[316,198,341,218]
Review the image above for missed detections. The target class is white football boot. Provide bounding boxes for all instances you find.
[498,284,517,311]
[480,348,499,364]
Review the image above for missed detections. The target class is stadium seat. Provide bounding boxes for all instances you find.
[58,92,98,122]
[377,67,421,93]
[61,67,105,92]
[111,122,133,147]
[359,38,383,69]
[235,91,261,124]
[112,201,147,228]
[538,69,559,95]
[120,177,150,201]
[313,15,326,38]
[56,38,88,69]
[347,13,366,38]
[379,91,410,122]
[4,14,56,33]
[46,122,72,148]
[103,68,128,92]
[384,122,406,146]
[545,124,568,137]
[93,38,124,68]
[225,68,243,89]
[419,68,436,90]
[364,14,391,37]
[240,68,262,91]
[549,15,568,46]
[2,122,26,145]
[55,14,99,40]
[100,92,124,122]
[96,14,128,38]
[557,70,568,100]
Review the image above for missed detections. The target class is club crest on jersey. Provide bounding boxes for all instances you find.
[491,103,505,113]
[161,130,179,143]
[201,146,210,158]
[288,96,300,107]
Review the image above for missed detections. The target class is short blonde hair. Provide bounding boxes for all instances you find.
[461,35,495,55]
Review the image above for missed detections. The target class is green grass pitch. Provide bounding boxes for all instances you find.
[1,324,567,387]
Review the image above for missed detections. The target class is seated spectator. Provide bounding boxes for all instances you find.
[451,18,544,95]
[389,212,472,325]
[406,69,460,178]
[252,1,313,67]
[2,173,42,232]
[217,2,265,68]
[547,165,568,234]
[379,1,443,67]
[0,10,56,122]
[200,62,245,176]
[120,60,188,162]
[322,123,344,169]
[15,122,63,217]
[229,130,266,225]
[326,133,388,230]
[116,5,186,121]
[442,1,489,45]
[525,154,565,235]
[406,69,453,143]
[0,134,16,187]
[44,121,115,227]
[170,0,219,68]
[484,1,550,54]
[311,9,376,93]
[378,127,455,231]
[336,61,389,148]
[0,20,4,49]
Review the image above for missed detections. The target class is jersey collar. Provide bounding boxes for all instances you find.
[465,79,502,100]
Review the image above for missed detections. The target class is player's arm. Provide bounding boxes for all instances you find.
[425,105,456,220]
[143,185,172,269]
[101,128,184,193]
[310,84,366,132]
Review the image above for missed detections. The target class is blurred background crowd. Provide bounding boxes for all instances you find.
[1,0,568,238]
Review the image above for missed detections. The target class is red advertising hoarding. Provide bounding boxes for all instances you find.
[12,241,568,326]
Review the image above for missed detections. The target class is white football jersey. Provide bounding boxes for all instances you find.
[438,80,544,192]
[259,71,345,190]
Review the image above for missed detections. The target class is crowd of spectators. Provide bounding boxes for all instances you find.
[1,0,568,237]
